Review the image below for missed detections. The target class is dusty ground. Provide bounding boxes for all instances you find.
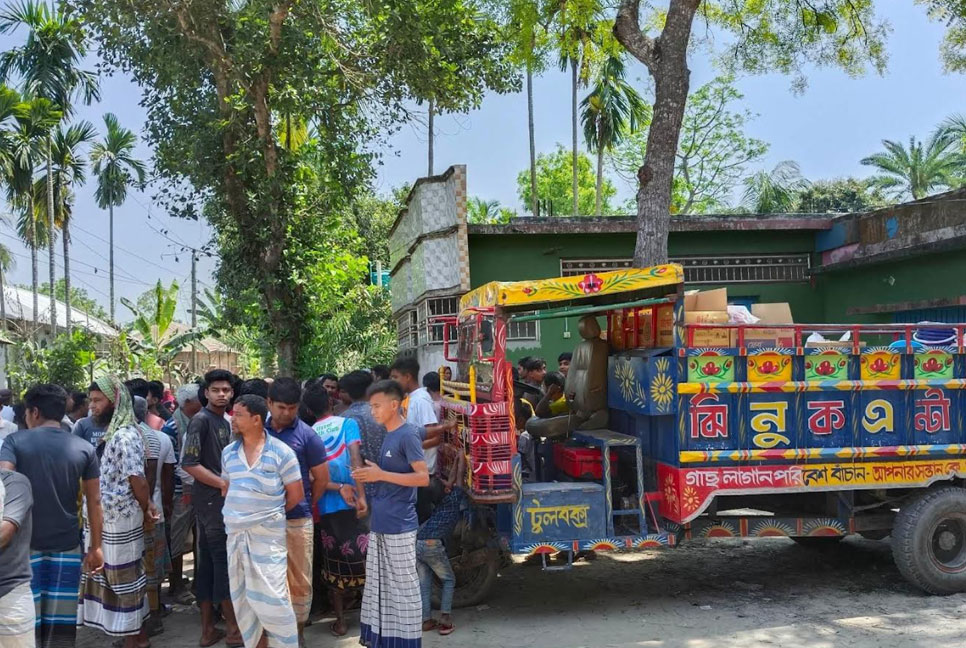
[77,537,966,648]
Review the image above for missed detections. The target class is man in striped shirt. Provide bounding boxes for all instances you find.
[221,395,303,648]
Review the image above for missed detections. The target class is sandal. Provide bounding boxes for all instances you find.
[199,630,225,648]
[422,619,438,632]
[439,623,455,636]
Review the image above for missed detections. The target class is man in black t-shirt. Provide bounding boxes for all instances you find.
[0,469,34,646]
[182,369,241,648]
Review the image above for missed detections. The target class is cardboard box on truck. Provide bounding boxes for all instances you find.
[684,288,732,346]
[742,302,795,347]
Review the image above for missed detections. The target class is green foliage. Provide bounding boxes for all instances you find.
[741,161,809,213]
[860,132,963,200]
[75,0,517,374]
[297,285,396,377]
[0,1,99,118]
[121,279,201,380]
[920,0,966,72]
[611,76,768,214]
[467,197,515,224]
[517,144,616,215]
[89,113,146,209]
[347,187,407,265]
[580,55,646,155]
[794,178,888,213]
[8,329,96,394]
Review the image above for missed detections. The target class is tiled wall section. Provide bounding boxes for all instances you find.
[390,165,468,314]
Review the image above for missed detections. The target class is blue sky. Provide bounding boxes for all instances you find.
[0,1,961,321]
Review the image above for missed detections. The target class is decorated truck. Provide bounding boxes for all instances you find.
[431,263,966,605]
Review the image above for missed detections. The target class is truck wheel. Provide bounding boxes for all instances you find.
[432,550,500,609]
[892,486,966,595]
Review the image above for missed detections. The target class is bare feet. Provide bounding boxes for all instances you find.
[330,620,348,637]
[422,619,438,632]
[198,628,225,647]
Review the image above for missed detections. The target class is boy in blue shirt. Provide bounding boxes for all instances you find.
[353,380,428,648]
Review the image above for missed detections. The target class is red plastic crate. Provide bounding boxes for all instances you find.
[553,444,617,480]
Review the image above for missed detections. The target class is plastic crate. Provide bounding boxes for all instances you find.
[466,411,515,500]
[553,444,617,480]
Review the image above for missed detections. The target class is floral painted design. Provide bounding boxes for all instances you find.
[663,474,679,514]
[650,358,674,412]
[615,357,647,409]
[681,486,700,513]
[915,351,954,379]
[805,352,849,381]
[577,273,603,294]
[688,353,734,383]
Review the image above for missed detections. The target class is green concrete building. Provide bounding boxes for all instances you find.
[389,165,966,374]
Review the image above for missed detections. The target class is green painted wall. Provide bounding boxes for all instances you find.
[468,229,824,366]
[817,249,966,323]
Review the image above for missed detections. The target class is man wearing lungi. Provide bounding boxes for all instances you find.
[0,384,103,648]
[265,378,329,647]
[77,377,157,648]
[353,380,429,648]
[221,395,304,648]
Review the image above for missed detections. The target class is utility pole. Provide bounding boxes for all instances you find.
[427,98,434,176]
[191,251,197,376]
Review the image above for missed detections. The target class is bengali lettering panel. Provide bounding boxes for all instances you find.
[801,392,854,449]
[856,391,905,447]
[911,387,957,446]
[683,392,736,453]
[745,394,796,452]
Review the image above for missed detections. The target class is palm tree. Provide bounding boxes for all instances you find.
[860,132,962,200]
[0,217,14,383]
[741,161,809,213]
[467,197,501,224]
[4,95,59,327]
[34,121,95,331]
[558,21,597,216]
[0,0,100,333]
[90,113,146,323]
[581,54,647,216]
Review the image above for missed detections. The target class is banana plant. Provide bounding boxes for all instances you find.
[120,279,203,379]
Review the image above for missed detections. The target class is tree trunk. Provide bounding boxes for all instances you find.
[527,65,537,215]
[596,141,604,217]
[109,202,115,323]
[428,98,435,176]
[46,143,57,335]
[63,219,72,332]
[571,58,579,217]
[614,0,700,267]
[29,194,37,329]
[0,268,7,387]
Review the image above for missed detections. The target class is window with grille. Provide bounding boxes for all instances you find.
[422,297,459,344]
[397,309,418,349]
[561,254,810,284]
[508,313,538,341]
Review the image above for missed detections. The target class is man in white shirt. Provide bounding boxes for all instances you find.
[389,358,455,475]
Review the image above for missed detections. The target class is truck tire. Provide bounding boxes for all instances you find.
[432,550,500,609]
[892,486,966,595]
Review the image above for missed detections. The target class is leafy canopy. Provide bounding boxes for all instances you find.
[517,144,617,215]
[611,76,768,214]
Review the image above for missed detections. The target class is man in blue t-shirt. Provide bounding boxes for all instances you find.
[353,380,428,648]
[265,377,328,643]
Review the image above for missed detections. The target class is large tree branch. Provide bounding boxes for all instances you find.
[614,0,657,71]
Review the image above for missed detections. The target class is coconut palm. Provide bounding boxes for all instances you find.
[860,132,962,200]
[0,0,100,332]
[90,113,146,323]
[581,54,647,216]
[33,121,95,330]
[4,95,60,326]
[558,22,597,216]
[741,161,809,213]
[121,280,203,380]
[467,197,502,224]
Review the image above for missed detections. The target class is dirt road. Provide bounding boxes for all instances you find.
[78,537,966,648]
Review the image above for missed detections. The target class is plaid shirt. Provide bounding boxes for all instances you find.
[417,488,467,540]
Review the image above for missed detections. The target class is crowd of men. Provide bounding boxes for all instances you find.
[0,358,467,648]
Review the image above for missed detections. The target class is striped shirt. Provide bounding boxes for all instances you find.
[220,434,300,534]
